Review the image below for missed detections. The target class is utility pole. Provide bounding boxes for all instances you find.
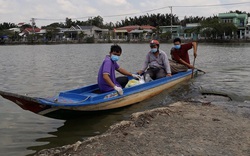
[169,6,173,38]
[89,16,93,37]
[31,18,36,34]
[30,18,36,42]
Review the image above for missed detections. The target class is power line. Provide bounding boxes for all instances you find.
[35,16,94,21]
[34,1,250,21]
[140,1,250,13]
[106,1,250,17]
[172,1,250,7]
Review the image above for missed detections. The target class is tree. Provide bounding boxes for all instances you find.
[78,31,86,42]
[0,29,14,37]
[0,22,17,30]
[160,31,172,40]
[229,10,247,14]
[20,24,32,31]
[195,17,237,39]
[103,22,114,29]
[42,22,64,29]
[65,18,73,27]
[44,26,61,41]
[222,23,237,39]
[91,16,104,27]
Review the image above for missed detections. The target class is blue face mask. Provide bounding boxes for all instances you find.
[174,45,181,50]
[111,54,120,62]
[151,48,158,53]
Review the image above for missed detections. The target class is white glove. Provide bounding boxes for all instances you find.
[132,74,142,80]
[114,86,123,95]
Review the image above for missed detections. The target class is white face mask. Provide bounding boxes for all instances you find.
[174,45,181,49]
[151,48,157,53]
[111,54,120,61]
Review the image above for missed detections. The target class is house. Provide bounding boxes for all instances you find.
[218,13,248,39]
[17,22,26,27]
[183,23,201,39]
[77,25,109,40]
[22,27,42,35]
[246,17,250,38]
[65,25,108,40]
[159,23,201,39]
[9,28,21,33]
[185,23,200,29]
[26,25,108,42]
[113,25,156,41]
[159,25,182,38]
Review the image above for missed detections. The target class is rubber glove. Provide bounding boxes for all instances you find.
[114,86,123,95]
[132,74,142,80]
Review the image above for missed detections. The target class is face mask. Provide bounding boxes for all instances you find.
[151,48,158,53]
[111,54,120,62]
[174,45,181,50]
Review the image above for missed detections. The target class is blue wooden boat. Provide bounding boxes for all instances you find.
[0,69,198,119]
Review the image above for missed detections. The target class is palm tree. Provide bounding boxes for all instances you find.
[78,31,86,42]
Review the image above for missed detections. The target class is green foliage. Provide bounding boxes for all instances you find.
[85,36,95,43]
[20,24,33,32]
[194,17,238,39]
[115,13,179,27]
[42,22,64,29]
[91,16,104,27]
[0,22,17,30]
[0,29,14,38]
[65,17,74,27]
[160,31,172,40]
[78,31,86,42]
[229,10,247,14]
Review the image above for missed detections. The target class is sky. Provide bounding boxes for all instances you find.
[0,0,250,27]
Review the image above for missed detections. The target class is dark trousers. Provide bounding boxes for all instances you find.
[145,67,166,80]
[116,76,129,88]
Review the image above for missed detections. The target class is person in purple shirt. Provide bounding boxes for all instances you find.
[98,44,141,95]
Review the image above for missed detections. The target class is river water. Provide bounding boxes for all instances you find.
[0,43,250,155]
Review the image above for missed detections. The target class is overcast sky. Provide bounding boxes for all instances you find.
[0,0,249,27]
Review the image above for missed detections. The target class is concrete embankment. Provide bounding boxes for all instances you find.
[36,99,250,156]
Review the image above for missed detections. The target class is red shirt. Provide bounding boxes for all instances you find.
[171,43,193,64]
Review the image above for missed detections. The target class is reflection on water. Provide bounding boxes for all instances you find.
[27,111,125,154]
[0,43,250,155]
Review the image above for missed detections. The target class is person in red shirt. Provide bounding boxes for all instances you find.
[169,37,197,74]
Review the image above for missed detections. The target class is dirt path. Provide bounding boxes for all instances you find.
[36,101,250,156]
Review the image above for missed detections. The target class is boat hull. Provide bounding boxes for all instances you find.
[0,69,196,119]
[67,73,191,111]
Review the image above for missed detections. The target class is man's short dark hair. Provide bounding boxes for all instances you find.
[173,38,181,43]
[110,44,122,53]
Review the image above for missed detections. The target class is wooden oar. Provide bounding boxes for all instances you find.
[191,57,196,78]
[196,68,206,74]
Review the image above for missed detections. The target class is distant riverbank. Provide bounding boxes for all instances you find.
[1,38,250,45]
